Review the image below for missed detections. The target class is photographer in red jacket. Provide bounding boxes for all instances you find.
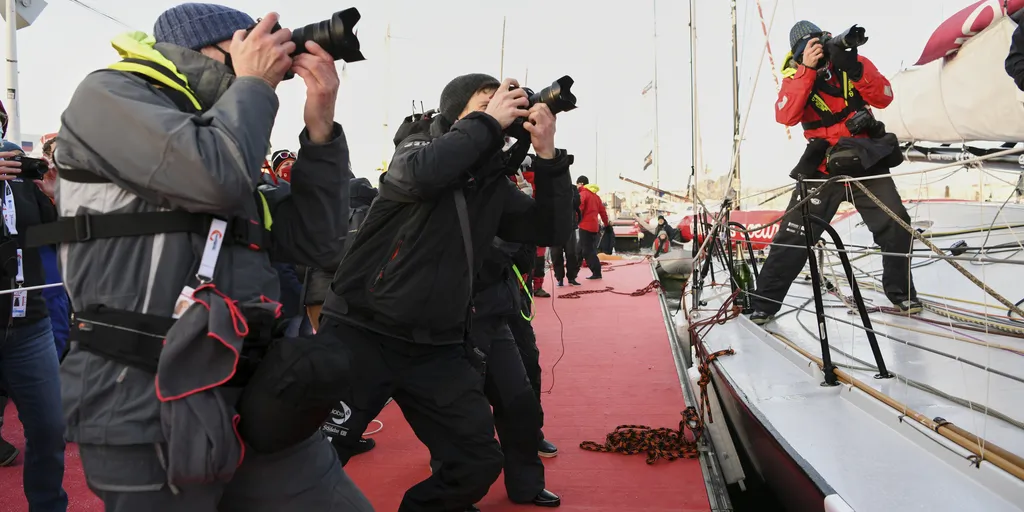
[749,20,919,325]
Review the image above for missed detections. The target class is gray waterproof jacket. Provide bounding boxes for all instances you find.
[54,43,351,448]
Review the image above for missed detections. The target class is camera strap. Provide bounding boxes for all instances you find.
[1,182,25,317]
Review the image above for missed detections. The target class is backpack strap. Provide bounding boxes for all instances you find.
[25,57,272,251]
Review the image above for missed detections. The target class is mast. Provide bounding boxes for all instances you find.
[5,0,20,146]
[651,0,662,191]
[688,0,698,200]
[499,16,506,77]
[730,0,741,209]
[380,22,391,171]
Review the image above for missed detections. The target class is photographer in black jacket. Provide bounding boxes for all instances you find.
[0,141,67,510]
[319,74,574,511]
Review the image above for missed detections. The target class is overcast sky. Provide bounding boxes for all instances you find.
[0,0,997,199]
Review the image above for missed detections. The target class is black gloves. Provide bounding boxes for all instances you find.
[830,46,863,81]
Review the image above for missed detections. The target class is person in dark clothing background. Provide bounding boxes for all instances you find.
[430,237,560,508]
[318,73,574,511]
[506,242,558,459]
[550,182,581,287]
[0,140,67,510]
[1005,10,1024,90]
[749,20,919,325]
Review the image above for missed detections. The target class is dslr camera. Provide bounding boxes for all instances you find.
[6,156,48,181]
[804,25,868,69]
[247,8,366,80]
[505,76,578,140]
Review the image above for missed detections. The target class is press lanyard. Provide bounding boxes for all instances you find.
[171,218,228,319]
[2,182,26,318]
[512,264,535,322]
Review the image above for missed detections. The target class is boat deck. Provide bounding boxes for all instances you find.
[694,200,1024,511]
[0,260,711,511]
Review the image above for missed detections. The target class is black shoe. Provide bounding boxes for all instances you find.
[538,439,558,458]
[586,274,602,280]
[568,279,581,286]
[557,280,564,287]
[352,437,376,456]
[895,298,923,314]
[535,289,551,297]
[749,311,774,325]
[533,489,561,507]
[0,436,18,467]
[465,506,480,512]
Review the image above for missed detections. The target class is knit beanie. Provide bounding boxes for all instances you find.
[439,73,501,123]
[0,140,22,153]
[154,3,255,51]
[789,20,822,57]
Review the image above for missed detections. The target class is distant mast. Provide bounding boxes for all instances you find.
[729,0,741,209]
[651,0,662,190]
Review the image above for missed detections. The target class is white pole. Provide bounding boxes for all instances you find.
[651,0,661,191]
[5,0,19,147]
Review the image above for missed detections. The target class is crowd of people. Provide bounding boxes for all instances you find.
[0,3,622,511]
[0,1,946,510]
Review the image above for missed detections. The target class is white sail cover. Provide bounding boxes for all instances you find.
[874,16,1024,143]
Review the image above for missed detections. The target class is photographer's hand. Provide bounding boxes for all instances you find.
[484,78,530,129]
[292,41,341,144]
[230,13,296,89]
[801,38,823,68]
[523,104,556,160]
[35,168,56,199]
[0,151,22,181]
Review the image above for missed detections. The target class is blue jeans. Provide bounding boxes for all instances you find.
[0,318,68,511]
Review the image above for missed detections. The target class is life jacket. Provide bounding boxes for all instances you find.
[781,51,866,132]
[26,31,274,253]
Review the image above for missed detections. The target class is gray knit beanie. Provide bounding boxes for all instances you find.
[439,73,501,123]
[154,3,255,51]
[789,20,822,51]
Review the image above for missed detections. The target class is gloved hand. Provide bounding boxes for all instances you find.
[830,46,863,81]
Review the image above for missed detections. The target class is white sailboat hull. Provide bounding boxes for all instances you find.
[687,200,1024,511]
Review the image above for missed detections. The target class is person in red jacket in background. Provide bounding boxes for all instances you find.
[748,20,919,325]
[576,175,609,279]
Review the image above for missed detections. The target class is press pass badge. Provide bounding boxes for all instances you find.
[172,219,228,319]
[12,249,25,318]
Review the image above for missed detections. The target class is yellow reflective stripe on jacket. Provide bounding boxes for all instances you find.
[107,31,202,111]
[257,191,273,230]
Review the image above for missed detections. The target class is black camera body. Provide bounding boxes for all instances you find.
[845,110,885,139]
[505,76,578,140]
[9,156,47,181]
[248,8,366,81]
[815,25,868,69]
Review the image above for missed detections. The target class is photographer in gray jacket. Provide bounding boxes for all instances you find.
[35,4,371,511]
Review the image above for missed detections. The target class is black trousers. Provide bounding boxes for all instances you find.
[432,317,544,503]
[318,320,502,512]
[506,312,544,433]
[751,175,917,315]
[579,229,601,276]
[550,229,580,281]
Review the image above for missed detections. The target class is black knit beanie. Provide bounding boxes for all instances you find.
[439,73,500,124]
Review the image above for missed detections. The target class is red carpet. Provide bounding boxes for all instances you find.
[0,260,709,511]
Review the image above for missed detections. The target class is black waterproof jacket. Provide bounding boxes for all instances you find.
[2,178,58,325]
[1007,12,1024,91]
[324,112,573,344]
